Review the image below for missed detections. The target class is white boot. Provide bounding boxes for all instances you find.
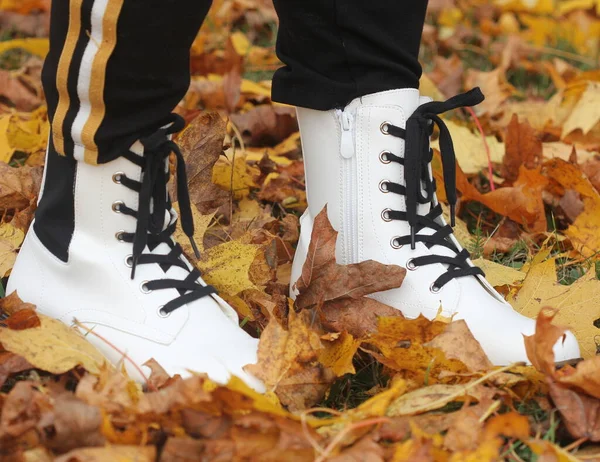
[291,88,581,365]
[7,117,264,391]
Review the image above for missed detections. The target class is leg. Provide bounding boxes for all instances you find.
[9,0,264,391]
[272,0,427,109]
[276,2,581,365]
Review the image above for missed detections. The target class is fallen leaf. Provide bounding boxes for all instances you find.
[512,256,600,358]
[502,114,543,182]
[0,352,33,387]
[197,239,260,296]
[0,313,109,375]
[471,258,526,288]
[0,222,24,277]
[294,206,406,310]
[0,162,43,213]
[245,308,335,411]
[425,320,493,372]
[547,379,600,442]
[317,331,361,377]
[544,158,600,257]
[229,105,297,147]
[319,297,403,339]
[54,446,156,462]
[178,112,229,214]
[386,381,489,416]
[432,119,504,175]
[364,316,469,384]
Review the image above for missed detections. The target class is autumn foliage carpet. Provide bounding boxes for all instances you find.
[1,0,600,461]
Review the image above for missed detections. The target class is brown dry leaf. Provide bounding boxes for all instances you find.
[0,291,37,315]
[0,352,33,388]
[54,446,156,462]
[502,114,543,182]
[294,205,406,310]
[4,308,40,330]
[229,105,297,147]
[443,406,484,452]
[0,69,41,111]
[524,307,567,377]
[0,162,43,213]
[0,380,51,441]
[38,394,105,452]
[178,112,229,214]
[245,307,335,411]
[547,379,600,442]
[0,312,109,375]
[425,320,493,372]
[512,256,600,359]
[319,297,403,339]
[465,67,516,117]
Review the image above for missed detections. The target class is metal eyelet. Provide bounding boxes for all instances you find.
[140,281,152,294]
[391,237,403,249]
[157,306,170,318]
[115,231,126,242]
[380,122,391,135]
[112,200,124,213]
[381,208,392,222]
[379,150,392,164]
[124,254,133,268]
[406,259,417,271]
[112,172,125,184]
[430,282,442,294]
[379,180,390,193]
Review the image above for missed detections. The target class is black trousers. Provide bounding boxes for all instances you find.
[43,0,428,165]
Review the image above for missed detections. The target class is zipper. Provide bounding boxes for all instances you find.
[337,109,358,264]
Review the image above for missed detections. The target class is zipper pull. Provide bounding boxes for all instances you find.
[339,110,354,159]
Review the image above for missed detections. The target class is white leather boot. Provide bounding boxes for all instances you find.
[7,116,264,391]
[291,88,581,365]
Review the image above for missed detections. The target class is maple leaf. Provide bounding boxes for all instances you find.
[511,256,600,358]
[0,310,110,375]
[502,114,543,182]
[294,205,406,310]
[245,308,335,411]
[0,222,24,277]
[178,112,229,214]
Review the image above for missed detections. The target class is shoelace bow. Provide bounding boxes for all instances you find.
[384,88,486,289]
[117,114,216,314]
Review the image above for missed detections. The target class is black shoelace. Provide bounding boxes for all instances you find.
[382,88,486,290]
[115,114,216,315]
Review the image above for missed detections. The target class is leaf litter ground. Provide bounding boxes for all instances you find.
[2,0,600,460]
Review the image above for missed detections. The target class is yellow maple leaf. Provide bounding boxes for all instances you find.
[472,259,526,288]
[494,0,555,13]
[0,38,49,57]
[317,331,361,377]
[0,222,24,277]
[0,312,109,375]
[197,239,259,296]
[212,148,258,200]
[510,257,600,358]
[562,82,600,137]
[431,119,504,175]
